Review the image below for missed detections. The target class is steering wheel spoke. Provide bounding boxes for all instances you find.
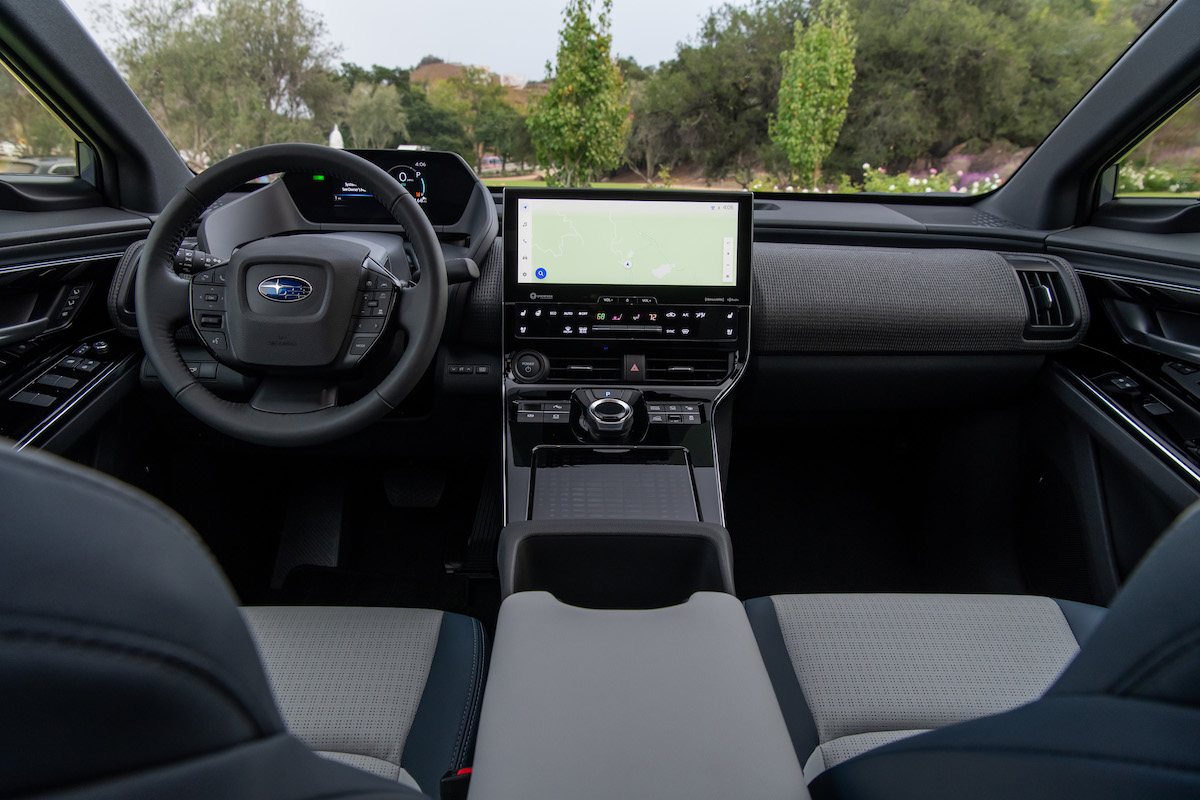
[249,376,338,414]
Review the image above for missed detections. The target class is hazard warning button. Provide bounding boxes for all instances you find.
[623,354,646,383]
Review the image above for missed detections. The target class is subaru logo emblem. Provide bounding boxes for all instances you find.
[258,276,312,302]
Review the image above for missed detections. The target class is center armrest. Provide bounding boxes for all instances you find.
[468,591,809,800]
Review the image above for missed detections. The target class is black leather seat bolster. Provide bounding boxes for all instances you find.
[1050,506,1200,705]
[0,445,286,796]
[400,612,488,793]
[1052,599,1107,645]
[744,596,821,762]
[62,733,428,800]
[809,695,1200,800]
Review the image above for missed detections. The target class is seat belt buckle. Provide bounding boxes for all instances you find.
[440,767,472,800]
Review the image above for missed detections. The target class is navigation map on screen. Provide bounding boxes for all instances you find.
[514,197,738,287]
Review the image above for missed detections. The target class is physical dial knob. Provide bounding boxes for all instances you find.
[582,396,634,438]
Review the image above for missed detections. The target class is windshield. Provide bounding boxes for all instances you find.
[65,0,1170,196]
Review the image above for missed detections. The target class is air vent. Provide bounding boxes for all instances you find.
[546,355,622,382]
[1013,264,1081,340]
[645,354,733,384]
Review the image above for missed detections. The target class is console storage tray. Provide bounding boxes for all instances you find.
[499,518,734,609]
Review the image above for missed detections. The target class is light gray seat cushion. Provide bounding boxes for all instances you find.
[747,594,1095,782]
[242,606,478,793]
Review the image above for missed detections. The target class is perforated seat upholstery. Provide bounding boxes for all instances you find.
[0,444,484,800]
[243,606,486,795]
[745,593,1100,781]
[747,506,1200,800]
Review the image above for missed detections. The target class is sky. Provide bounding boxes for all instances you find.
[62,0,726,79]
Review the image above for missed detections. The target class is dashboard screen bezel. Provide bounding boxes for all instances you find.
[502,187,754,305]
[283,149,478,227]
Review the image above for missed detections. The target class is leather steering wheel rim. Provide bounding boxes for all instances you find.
[135,143,447,447]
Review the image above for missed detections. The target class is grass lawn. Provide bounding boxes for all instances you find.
[1117,191,1200,198]
[486,179,662,189]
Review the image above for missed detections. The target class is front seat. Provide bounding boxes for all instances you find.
[0,444,485,800]
[746,505,1200,799]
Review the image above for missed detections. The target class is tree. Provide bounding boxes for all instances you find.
[826,0,1138,175]
[477,103,535,174]
[428,66,508,171]
[0,69,77,158]
[526,0,629,186]
[643,0,807,184]
[343,83,407,148]
[769,0,857,187]
[104,0,340,170]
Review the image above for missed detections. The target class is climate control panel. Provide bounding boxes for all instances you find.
[514,303,738,341]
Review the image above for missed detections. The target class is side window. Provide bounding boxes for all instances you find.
[1117,98,1200,197]
[0,65,79,177]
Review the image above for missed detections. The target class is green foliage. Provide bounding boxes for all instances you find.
[1117,164,1200,194]
[859,164,954,192]
[428,66,509,170]
[827,0,1139,175]
[527,0,629,187]
[477,103,535,173]
[633,0,807,183]
[0,69,77,158]
[343,83,407,149]
[106,0,339,170]
[769,0,857,186]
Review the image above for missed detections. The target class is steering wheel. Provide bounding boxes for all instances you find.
[135,143,447,447]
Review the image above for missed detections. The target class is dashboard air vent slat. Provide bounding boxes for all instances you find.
[1018,269,1070,327]
[645,354,733,384]
[546,355,623,382]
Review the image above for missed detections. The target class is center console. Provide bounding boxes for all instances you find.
[501,188,753,524]
[485,190,797,800]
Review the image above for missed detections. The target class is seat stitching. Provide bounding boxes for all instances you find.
[451,618,482,769]
[460,619,486,767]
[442,618,474,771]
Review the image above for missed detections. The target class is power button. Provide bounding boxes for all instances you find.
[513,350,547,382]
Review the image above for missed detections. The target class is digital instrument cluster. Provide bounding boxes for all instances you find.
[283,149,479,226]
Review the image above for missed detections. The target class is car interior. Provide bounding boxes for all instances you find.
[2,1,1200,798]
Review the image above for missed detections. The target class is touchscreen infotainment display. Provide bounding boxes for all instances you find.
[503,188,753,306]
[514,197,739,288]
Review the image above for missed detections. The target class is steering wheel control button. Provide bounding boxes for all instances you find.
[348,336,375,357]
[191,286,226,311]
[203,332,228,351]
[354,318,384,333]
[513,350,547,382]
[199,314,223,328]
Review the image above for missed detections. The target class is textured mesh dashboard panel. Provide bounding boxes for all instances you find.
[751,243,1087,353]
[460,238,503,346]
